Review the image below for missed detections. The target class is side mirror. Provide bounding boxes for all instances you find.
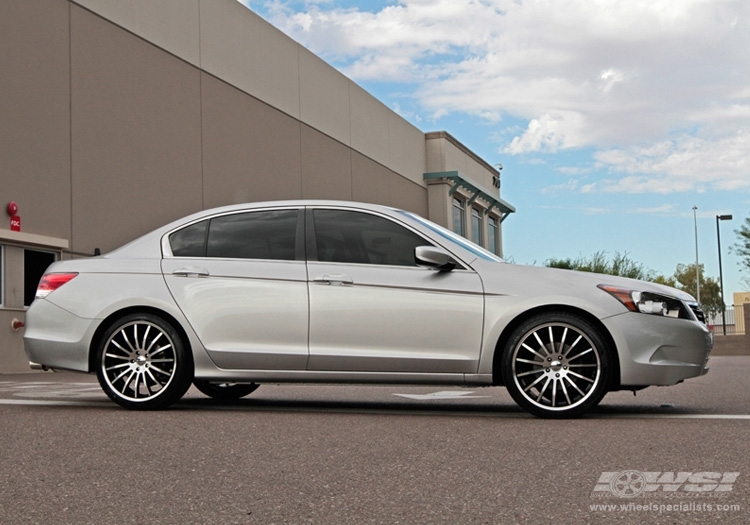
[415,246,456,272]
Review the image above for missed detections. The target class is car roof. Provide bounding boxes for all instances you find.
[106,200,408,259]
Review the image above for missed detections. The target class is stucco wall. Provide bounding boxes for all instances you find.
[712,306,750,356]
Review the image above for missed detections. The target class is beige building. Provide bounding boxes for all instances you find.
[0,0,514,372]
[734,292,750,334]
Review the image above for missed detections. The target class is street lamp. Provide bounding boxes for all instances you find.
[716,214,733,335]
[693,206,700,304]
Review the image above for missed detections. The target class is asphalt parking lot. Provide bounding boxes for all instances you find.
[1,357,749,524]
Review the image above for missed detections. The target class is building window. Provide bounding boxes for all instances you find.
[452,198,465,236]
[488,216,499,255]
[471,208,482,246]
[0,246,3,307]
[24,249,56,307]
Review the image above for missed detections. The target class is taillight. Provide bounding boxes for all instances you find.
[35,273,78,299]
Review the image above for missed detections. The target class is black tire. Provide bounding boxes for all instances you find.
[501,312,611,418]
[193,380,259,400]
[95,313,192,410]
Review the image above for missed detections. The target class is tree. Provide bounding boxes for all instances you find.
[671,263,723,318]
[733,214,750,289]
[545,251,650,280]
[650,274,677,288]
[544,253,724,316]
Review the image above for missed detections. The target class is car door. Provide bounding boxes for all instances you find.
[162,207,309,370]
[306,207,484,374]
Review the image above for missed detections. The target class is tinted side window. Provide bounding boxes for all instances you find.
[207,210,297,260]
[170,220,208,257]
[313,210,430,266]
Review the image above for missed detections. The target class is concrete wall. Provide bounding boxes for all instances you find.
[712,305,750,356]
[425,131,500,191]
[73,0,428,187]
[0,246,30,373]
[0,0,72,242]
[734,292,750,334]
[1,0,428,255]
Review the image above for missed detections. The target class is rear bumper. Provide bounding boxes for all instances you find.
[23,299,97,373]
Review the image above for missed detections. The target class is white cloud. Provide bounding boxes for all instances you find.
[540,178,580,194]
[599,68,625,94]
[632,204,677,215]
[504,112,588,154]
[590,132,750,193]
[244,0,750,194]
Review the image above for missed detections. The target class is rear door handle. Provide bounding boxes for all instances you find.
[313,273,354,286]
[172,267,210,278]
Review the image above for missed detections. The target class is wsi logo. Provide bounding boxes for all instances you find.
[592,471,740,498]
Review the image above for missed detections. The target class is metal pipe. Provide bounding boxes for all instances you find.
[693,206,700,304]
[716,214,733,336]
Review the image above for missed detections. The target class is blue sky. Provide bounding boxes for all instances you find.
[239,0,750,300]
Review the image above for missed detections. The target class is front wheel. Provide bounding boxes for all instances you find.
[95,313,192,410]
[193,380,259,400]
[501,312,611,418]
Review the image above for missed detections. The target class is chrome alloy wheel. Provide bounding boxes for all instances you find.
[512,322,601,411]
[502,313,610,417]
[102,321,176,401]
[99,317,183,406]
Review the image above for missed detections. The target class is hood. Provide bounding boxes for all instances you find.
[473,260,695,317]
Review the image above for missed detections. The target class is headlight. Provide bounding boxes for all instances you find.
[598,285,692,320]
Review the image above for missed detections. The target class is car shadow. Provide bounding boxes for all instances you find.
[175,395,531,417]
[171,395,706,419]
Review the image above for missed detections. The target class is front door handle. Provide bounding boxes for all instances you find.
[313,273,354,286]
[172,267,210,278]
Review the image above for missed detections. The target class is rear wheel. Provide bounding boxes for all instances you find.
[95,313,192,410]
[193,380,259,400]
[501,312,611,418]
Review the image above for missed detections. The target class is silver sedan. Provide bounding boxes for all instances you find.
[24,200,712,418]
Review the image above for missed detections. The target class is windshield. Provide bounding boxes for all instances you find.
[399,211,504,263]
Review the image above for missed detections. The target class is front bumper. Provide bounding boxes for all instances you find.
[602,312,712,387]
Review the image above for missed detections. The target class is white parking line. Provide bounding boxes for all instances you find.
[393,391,491,400]
[600,414,750,420]
[0,399,109,407]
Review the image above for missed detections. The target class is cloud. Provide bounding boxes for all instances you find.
[590,132,750,193]
[243,0,750,194]
[540,178,580,194]
[632,204,677,215]
[504,112,588,154]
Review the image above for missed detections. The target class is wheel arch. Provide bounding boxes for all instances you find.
[88,306,194,374]
[492,304,620,388]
